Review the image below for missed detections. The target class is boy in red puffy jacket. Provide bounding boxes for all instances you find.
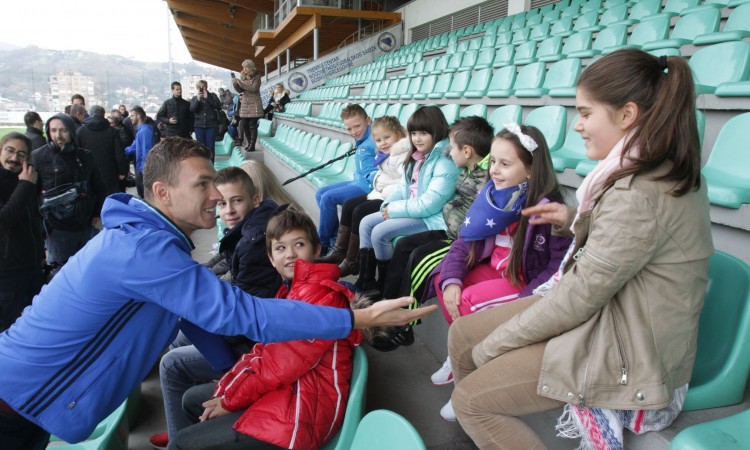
[168,208,362,450]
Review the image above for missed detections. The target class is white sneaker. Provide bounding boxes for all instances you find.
[431,356,453,385]
[440,399,457,422]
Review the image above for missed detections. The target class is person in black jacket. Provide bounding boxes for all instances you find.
[78,106,129,196]
[32,113,107,273]
[263,82,291,120]
[23,112,46,151]
[156,81,193,138]
[190,80,222,161]
[0,133,44,331]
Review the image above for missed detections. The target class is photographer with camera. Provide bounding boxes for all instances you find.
[190,80,223,162]
[31,113,107,277]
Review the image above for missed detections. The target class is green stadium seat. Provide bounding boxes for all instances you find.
[406,61,426,78]
[529,22,551,41]
[463,68,493,98]
[701,112,750,208]
[519,58,582,98]
[352,82,375,101]
[412,74,438,100]
[510,12,527,30]
[385,104,402,120]
[511,27,531,44]
[611,0,662,25]
[581,0,603,13]
[509,61,547,94]
[381,80,400,100]
[494,30,513,47]
[553,30,592,62]
[319,346,368,450]
[642,8,720,50]
[572,10,602,33]
[48,400,129,450]
[689,41,750,94]
[363,103,376,119]
[371,103,388,119]
[443,71,471,99]
[389,79,411,100]
[602,15,671,54]
[514,41,538,65]
[603,0,628,7]
[682,251,750,411]
[457,49,479,72]
[729,0,750,6]
[551,16,575,37]
[442,52,464,73]
[429,55,451,75]
[481,33,497,49]
[715,80,750,96]
[215,134,233,157]
[474,48,496,69]
[561,5,582,18]
[398,103,418,125]
[427,73,453,99]
[568,24,628,58]
[440,104,460,125]
[492,45,515,68]
[669,409,750,449]
[459,104,488,119]
[551,114,587,171]
[399,77,423,100]
[308,142,349,186]
[694,3,750,45]
[349,410,426,450]
[524,105,567,151]
[258,119,273,137]
[488,105,523,133]
[647,47,682,57]
[542,8,562,23]
[598,3,629,27]
[486,65,518,98]
[526,14,543,27]
[660,0,701,16]
[535,36,564,62]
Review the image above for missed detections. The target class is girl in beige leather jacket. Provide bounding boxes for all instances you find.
[447,49,713,449]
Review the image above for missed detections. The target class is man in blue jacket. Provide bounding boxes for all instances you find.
[0,136,434,449]
[124,106,154,198]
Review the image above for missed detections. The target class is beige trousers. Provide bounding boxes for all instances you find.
[448,295,565,449]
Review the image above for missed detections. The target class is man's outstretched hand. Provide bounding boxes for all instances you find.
[353,297,437,329]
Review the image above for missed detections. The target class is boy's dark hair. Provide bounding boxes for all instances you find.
[265,207,321,254]
[171,81,182,90]
[143,137,211,201]
[71,93,85,105]
[340,103,368,121]
[449,116,494,158]
[130,106,146,121]
[215,166,257,199]
[24,111,42,128]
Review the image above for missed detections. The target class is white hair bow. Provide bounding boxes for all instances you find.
[503,122,538,153]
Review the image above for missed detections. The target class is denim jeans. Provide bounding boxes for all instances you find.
[167,383,283,450]
[358,212,429,260]
[160,343,224,438]
[315,181,368,249]
[0,408,50,450]
[45,226,97,266]
[194,127,217,160]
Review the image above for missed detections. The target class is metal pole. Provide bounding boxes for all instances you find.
[277,55,282,74]
[286,48,291,72]
[31,68,37,110]
[167,8,174,82]
[107,71,111,109]
[313,27,319,60]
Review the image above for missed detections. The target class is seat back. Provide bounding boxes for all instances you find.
[431,73,453,95]
[440,104,460,125]
[628,15,671,46]
[628,0,662,21]
[417,74,438,95]
[725,3,750,34]
[398,103,418,125]
[671,8,720,40]
[592,25,628,51]
[514,40,538,62]
[512,62,546,90]
[702,112,750,180]
[544,58,582,90]
[372,103,388,119]
[662,0,700,15]
[385,103,402,119]
[350,410,426,450]
[460,104,488,119]
[683,251,750,411]
[465,67,493,91]
[562,30,593,54]
[494,45,515,67]
[599,3,629,26]
[689,41,750,93]
[573,10,599,31]
[536,36,563,59]
[488,65,518,91]
[551,16,575,36]
[320,346,369,450]
[488,105,523,133]
[524,105,567,151]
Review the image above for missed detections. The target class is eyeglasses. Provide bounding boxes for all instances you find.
[2,146,28,160]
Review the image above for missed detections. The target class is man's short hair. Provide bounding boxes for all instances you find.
[215,166,257,199]
[71,94,85,105]
[24,111,42,128]
[340,103,368,121]
[130,106,146,121]
[143,137,211,201]
[0,132,32,153]
[449,116,495,158]
[89,105,106,118]
[70,104,87,118]
[171,81,181,90]
[266,207,320,254]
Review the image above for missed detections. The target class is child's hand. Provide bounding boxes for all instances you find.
[200,397,230,421]
[522,202,568,228]
[443,284,462,321]
[382,206,390,220]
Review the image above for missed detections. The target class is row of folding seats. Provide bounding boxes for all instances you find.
[298,85,350,101]
[273,102,312,119]
[326,68,386,87]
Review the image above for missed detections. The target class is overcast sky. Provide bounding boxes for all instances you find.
[0,0,193,63]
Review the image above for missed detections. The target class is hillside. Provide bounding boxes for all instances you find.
[0,44,231,109]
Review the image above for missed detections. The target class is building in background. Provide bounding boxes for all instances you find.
[48,71,98,112]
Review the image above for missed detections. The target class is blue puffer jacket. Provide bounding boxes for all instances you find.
[0,194,352,443]
[352,125,377,192]
[383,139,460,231]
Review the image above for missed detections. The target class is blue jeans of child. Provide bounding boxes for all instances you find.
[315,181,368,249]
[194,127,217,160]
[359,212,428,260]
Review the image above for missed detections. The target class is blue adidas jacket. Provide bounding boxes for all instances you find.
[352,125,377,191]
[0,194,352,443]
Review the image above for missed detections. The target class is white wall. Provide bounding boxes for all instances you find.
[395,0,488,42]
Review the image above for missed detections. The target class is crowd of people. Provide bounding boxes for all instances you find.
[0,48,714,450]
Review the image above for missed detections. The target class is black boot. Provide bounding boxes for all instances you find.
[374,259,390,299]
[355,248,378,292]
[246,126,258,153]
[318,226,350,264]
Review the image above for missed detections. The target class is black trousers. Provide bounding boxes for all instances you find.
[0,269,44,332]
[381,230,451,302]
[340,195,382,232]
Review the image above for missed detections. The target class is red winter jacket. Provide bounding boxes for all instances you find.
[212,260,362,450]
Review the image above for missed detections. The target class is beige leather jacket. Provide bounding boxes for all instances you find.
[472,165,713,410]
[233,74,264,119]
